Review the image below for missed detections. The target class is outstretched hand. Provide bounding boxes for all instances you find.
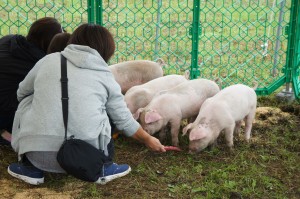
[132,126,166,153]
[144,135,166,153]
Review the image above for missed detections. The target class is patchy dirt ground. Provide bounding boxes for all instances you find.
[0,99,299,199]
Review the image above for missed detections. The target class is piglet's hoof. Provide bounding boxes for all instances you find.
[228,146,235,153]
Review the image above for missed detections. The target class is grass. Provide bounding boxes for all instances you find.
[0,96,299,198]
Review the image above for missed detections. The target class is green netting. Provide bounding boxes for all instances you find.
[101,0,193,75]
[1,0,299,98]
[0,0,88,36]
[98,0,298,97]
[196,0,291,90]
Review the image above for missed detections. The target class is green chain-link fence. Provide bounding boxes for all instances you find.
[1,0,299,99]
[195,1,291,90]
[97,1,194,76]
[0,0,88,36]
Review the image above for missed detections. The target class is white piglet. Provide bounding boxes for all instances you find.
[135,79,220,146]
[182,84,257,153]
[125,74,189,114]
[109,59,165,94]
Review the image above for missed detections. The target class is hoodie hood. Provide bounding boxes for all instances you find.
[10,35,45,63]
[61,44,109,72]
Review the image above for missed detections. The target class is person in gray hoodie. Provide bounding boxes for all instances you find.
[8,24,166,185]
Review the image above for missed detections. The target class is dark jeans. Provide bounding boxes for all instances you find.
[106,117,115,161]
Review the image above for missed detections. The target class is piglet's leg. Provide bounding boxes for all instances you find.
[170,119,181,147]
[207,139,218,151]
[244,111,256,141]
[158,126,167,143]
[234,120,242,136]
[224,124,235,150]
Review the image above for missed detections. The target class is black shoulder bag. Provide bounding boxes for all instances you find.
[57,54,105,182]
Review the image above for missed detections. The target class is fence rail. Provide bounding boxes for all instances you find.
[1,0,299,99]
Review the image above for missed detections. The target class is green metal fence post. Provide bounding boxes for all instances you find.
[95,0,103,25]
[291,0,300,99]
[88,0,95,23]
[190,0,201,79]
[285,0,299,86]
[272,0,300,100]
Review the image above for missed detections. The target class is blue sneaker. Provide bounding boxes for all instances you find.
[96,163,131,185]
[8,163,44,185]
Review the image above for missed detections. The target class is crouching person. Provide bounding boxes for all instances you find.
[8,23,165,185]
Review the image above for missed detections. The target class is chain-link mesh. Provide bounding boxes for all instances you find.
[101,0,193,75]
[100,0,297,93]
[1,0,299,98]
[197,0,291,89]
[0,0,88,36]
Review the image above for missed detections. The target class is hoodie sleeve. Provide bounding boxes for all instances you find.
[17,57,46,102]
[104,73,140,137]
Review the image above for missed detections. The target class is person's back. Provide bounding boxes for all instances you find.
[0,17,62,145]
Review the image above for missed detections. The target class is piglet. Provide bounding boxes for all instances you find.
[134,79,220,146]
[125,74,189,114]
[109,59,165,94]
[182,84,257,153]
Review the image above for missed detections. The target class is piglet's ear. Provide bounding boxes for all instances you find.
[189,125,208,141]
[145,111,162,124]
[133,108,144,120]
[182,123,193,136]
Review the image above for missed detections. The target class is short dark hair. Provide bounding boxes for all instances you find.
[47,32,71,54]
[26,17,62,53]
[68,23,115,62]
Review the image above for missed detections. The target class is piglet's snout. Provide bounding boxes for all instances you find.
[188,150,195,154]
[188,145,198,154]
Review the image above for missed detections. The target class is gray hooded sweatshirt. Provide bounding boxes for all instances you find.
[12,44,140,157]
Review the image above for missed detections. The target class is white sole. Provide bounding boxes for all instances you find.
[96,166,131,185]
[7,167,44,185]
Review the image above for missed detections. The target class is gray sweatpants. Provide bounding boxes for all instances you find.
[26,151,66,173]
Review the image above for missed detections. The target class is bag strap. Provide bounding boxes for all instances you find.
[60,54,69,141]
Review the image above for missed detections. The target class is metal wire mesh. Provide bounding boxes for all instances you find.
[0,0,299,98]
[0,0,88,36]
[100,0,298,95]
[101,0,193,75]
[197,0,291,89]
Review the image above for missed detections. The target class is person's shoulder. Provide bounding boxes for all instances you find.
[38,52,60,64]
[0,34,16,39]
[0,34,18,43]
[45,51,61,58]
